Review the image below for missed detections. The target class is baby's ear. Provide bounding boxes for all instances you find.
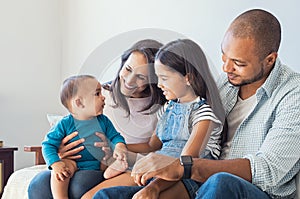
[73,97,84,108]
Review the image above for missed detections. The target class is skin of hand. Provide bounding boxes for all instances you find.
[113,143,128,161]
[58,131,84,159]
[132,183,159,199]
[51,161,71,181]
[58,131,113,161]
[94,132,113,161]
[113,143,128,169]
[131,153,183,186]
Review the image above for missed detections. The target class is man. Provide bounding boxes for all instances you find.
[95,9,300,199]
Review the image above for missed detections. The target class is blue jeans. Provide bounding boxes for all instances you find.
[92,178,200,199]
[93,172,271,199]
[196,172,271,199]
[28,169,104,199]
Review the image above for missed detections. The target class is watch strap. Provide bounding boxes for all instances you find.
[180,156,193,179]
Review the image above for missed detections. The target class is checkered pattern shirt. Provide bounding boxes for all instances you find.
[217,59,300,198]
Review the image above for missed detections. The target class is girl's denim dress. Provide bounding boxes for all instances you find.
[155,98,208,198]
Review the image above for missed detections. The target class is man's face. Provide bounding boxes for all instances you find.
[221,32,268,87]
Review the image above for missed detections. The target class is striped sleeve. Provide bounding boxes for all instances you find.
[190,103,223,159]
[190,103,222,127]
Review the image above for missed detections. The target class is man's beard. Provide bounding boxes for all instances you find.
[229,66,264,87]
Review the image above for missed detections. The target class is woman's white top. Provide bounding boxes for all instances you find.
[103,89,158,144]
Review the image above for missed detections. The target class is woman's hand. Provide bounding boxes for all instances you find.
[58,131,84,160]
[58,131,113,162]
[94,132,112,161]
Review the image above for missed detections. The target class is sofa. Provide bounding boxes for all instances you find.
[2,146,300,199]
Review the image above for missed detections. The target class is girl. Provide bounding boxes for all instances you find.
[92,39,225,199]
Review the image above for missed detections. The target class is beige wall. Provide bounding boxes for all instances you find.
[0,0,65,170]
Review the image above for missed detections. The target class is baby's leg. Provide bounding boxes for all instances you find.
[81,172,136,199]
[51,159,77,199]
[103,159,128,179]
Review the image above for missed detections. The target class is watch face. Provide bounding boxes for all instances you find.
[180,156,193,165]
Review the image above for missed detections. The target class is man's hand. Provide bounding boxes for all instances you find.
[131,153,183,186]
[58,131,84,160]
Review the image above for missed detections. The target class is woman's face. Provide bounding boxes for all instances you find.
[119,51,149,98]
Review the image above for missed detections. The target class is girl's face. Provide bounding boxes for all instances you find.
[154,60,196,103]
[119,51,149,98]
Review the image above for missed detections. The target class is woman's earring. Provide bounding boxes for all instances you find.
[187,81,191,86]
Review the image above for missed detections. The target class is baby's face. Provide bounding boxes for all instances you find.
[77,78,106,118]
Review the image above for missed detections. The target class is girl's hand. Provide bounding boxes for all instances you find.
[58,131,84,160]
[132,186,159,199]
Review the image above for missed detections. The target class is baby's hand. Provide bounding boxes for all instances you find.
[51,161,71,181]
[103,158,128,179]
[113,143,127,162]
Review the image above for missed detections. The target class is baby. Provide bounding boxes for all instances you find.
[42,75,127,198]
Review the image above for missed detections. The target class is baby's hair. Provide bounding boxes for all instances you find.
[156,39,225,124]
[60,75,96,110]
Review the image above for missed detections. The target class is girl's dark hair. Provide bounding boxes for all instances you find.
[106,39,166,116]
[155,39,225,124]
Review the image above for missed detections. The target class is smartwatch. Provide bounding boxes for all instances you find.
[180,155,193,179]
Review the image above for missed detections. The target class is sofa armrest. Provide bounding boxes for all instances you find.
[24,146,45,165]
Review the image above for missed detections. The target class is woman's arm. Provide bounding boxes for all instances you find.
[127,132,162,153]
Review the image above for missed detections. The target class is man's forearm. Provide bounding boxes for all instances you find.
[191,158,252,182]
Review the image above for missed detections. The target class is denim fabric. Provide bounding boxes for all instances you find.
[182,179,202,198]
[156,99,206,158]
[92,181,202,199]
[28,170,104,199]
[196,172,271,199]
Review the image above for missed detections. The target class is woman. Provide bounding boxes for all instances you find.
[28,39,166,199]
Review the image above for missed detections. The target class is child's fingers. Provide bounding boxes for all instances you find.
[113,153,118,159]
[57,173,65,181]
[62,169,70,178]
